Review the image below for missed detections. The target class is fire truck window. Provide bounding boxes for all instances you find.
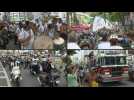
[105,57,115,65]
[97,58,101,66]
[116,57,126,65]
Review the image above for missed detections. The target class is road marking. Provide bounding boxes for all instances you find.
[0,62,11,87]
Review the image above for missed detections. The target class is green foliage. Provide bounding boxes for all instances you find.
[90,12,129,22]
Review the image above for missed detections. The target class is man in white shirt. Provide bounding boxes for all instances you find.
[57,18,62,32]
[109,35,123,49]
[38,23,44,35]
[98,42,111,49]
[97,34,111,49]
[18,21,34,49]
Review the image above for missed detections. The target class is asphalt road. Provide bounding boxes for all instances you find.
[102,80,134,87]
[3,62,67,87]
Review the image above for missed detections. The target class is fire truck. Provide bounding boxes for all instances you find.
[93,50,128,83]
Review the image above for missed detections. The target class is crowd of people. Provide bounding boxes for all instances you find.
[0,52,100,87]
[66,64,98,87]
[0,17,68,49]
[68,26,132,49]
[0,53,56,86]
[97,28,131,49]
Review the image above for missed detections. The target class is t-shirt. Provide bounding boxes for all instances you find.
[18,28,28,40]
[28,29,34,46]
[18,29,34,49]
[16,28,21,35]
[38,24,44,33]
[98,42,111,49]
[67,73,78,87]
[67,43,81,49]
[57,23,62,31]
[110,46,123,49]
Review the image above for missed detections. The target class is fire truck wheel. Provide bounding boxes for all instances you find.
[129,72,134,81]
[132,72,134,81]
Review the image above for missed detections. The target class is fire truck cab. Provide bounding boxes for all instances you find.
[94,50,128,83]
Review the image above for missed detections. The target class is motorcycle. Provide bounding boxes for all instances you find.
[11,66,21,86]
[38,63,60,87]
[38,72,60,87]
[30,64,40,76]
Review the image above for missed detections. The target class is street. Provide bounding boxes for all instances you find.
[4,63,40,87]
[102,80,134,87]
[1,60,134,87]
[2,61,66,87]
[0,62,11,87]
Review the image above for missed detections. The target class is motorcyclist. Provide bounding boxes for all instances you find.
[9,56,15,71]
[40,56,47,72]
[31,55,40,75]
[10,61,22,81]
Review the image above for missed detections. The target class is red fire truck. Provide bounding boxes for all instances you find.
[93,50,128,83]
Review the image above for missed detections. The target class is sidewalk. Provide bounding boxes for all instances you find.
[0,62,11,87]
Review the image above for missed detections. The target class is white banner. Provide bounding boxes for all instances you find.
[93,16,113,32]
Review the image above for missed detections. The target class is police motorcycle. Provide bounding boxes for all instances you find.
[38,57,60,87]
[10,61,22,86]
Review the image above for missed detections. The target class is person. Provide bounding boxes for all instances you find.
[0,25,9,49]
[38,23,44,35]
[59,23,68,43]
[24,57,29,69]
[9,57,15,71]
[10,60,22,81]
[8,22,16,33]
[57,18,62,32]
[109,34,123,49]
[52,18,58,32]
[97,31,111,49]
[40,57,48,72]
[15,22,23,47]
[78,67,85,86]
[47,24,55,38]
[122,35,130,48]
[44,20,48,34]
[89,32,96,49]
[31,55,40,75]
[67,65,79,87]
[17,21,34,49]
[88,70,99,87]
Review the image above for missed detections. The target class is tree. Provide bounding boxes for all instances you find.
[90,12,131,32]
